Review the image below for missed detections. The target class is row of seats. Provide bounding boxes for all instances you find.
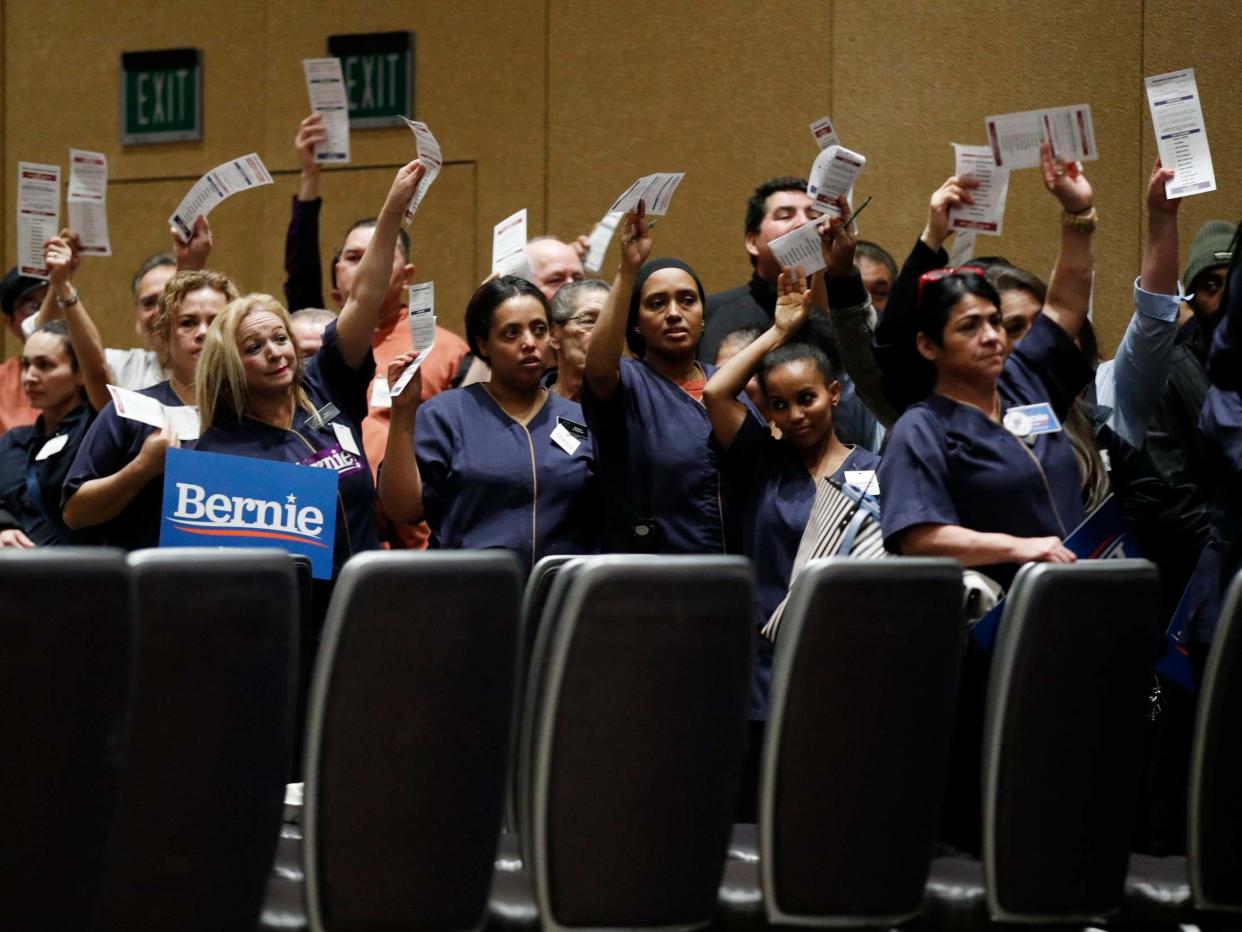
[2,550,1240,930]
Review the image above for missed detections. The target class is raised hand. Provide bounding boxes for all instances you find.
[818,195,859,276]
[1145,158,1180,216]
[381,160,427,218]
[618,200,652,274]
[774,266,811,335]
[43,235,78,288]
[922,175,980,250]
[172,216,213,270]
[295,112,327,174]
[386,352,423,411]
[1040,142,1093,215]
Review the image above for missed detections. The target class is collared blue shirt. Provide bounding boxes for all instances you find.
[63,380,190,551]
[0,401,95,545]
[582,357,730,554]
[413,384,598,570]
[194,321,379,575]
[880,314,1091,589]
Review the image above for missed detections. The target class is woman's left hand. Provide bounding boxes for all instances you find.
[774,266,811,336]
[1040,141,1093,214]
[387,352,423,411]
[384,160,428,217]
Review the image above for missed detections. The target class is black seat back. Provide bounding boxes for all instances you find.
[94,549,298,932]
[761,557,963,924]
[526,555,753,928]
[984,560,1158,923]
[0,550,132,931]
[303,551,523,930]
[1190,568,1242,913]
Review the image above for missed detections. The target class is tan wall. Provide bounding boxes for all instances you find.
[4,0,1240,361]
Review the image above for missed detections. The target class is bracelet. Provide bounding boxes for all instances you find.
[1061,206,1097,233]
[55,289,81,309]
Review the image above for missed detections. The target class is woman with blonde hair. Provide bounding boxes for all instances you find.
[63,267,239,548]
[191,160,426,576]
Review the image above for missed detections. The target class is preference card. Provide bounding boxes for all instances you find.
[948,144,1010,236]
[107,384,201,441]
[17,162,61,279]
[583,211,622,274]
[389,283,437,398]
[608,173,686,217]
[985,104,1097,170]
[400,118,443,222]
[768,219,826,277]
[809,115,841,151]
[168,153,273,243]
[807,145,865,216]
[68,149,111,256]
[1145,68,1216,199]
[303,58,350,164]
[492,209,529,278]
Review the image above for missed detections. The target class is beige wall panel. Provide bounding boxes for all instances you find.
[260,0,546,282]
[3,1,269,183]
[832,0,1143,353]
[545,0,833,296]
[1142,2,1242,280]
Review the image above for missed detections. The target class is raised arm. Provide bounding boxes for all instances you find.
[1039,142,1095,340]
[335,160,426,367]
[584,203,652,401]
[42,236,109,411]
[705,267,810,449]
[172,216,213,272]
[377,353,425,523]
[286,113,327,311]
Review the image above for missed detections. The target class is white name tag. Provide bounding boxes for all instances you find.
[844,469,880,496]
[332,422,361,456]
[550,423,581,456]
[370,377,392,409]
[35,433,69,461]
[1003,402,1061,439]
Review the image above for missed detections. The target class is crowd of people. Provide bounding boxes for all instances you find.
[1,113,1239,854]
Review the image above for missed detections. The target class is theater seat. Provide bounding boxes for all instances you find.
[95,549,298,932]
[495,555,753,930]
[0,549,132,930]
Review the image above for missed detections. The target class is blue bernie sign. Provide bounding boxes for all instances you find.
[160,447,338,579]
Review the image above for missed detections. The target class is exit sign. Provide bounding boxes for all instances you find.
[120,49,202,145]
[327,32,414,128]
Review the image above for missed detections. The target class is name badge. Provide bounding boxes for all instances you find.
[299,443,365,478]
[550,421,582,456]
[843,469,880,496]
[1003,402,1061,439]
[332,422,361,456]
[35,433,70,461]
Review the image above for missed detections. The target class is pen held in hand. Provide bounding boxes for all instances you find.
[845,195,873,228]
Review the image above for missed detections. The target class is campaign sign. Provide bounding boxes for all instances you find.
[971,495,1136,652]
[160,448,338,579]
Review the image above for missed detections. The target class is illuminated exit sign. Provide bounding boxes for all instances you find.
[327,32,414,128]
[120,49,202,145]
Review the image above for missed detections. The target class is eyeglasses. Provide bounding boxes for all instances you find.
[916,266,986,307]
[565,314,599,331]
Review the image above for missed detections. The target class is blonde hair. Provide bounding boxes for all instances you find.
[151,270,240,369]
[196,294,313,428]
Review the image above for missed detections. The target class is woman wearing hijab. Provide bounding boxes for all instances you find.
[582,201,735,553]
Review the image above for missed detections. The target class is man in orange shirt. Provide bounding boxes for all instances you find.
[0,269,47,437]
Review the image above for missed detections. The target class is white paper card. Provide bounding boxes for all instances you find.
[807,145,865,217]
[389,283,437,398]
[550,422,581,456]
[809,115,840,151]
[1145,68,1216,199]
[67,149,111,256]
[949,230,977,268]
[35,433,69,461]
[607,172,685,217]
[332,422,361,456]
[17,162,61,279]
[303,58,351,164]
[844,470,880,496]
[168,153,274,243]
[984,104,1097,170]
[768,219,826,277]
[492,209,529,278]
[370,377,392,409]
[107,384,201,441]
[583,211,623,275]
[400,118,443,222]
[948,144,1010,236]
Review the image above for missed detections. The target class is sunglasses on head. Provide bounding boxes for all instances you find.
[917,266,986,307]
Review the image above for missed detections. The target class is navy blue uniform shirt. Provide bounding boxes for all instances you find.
[0,401,95,544]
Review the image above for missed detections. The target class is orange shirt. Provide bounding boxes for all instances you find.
[362,308,469,549]
[0,356,38,438]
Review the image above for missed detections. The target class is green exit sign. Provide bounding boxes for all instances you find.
[327,32,414,128]
[120,49,202,145]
